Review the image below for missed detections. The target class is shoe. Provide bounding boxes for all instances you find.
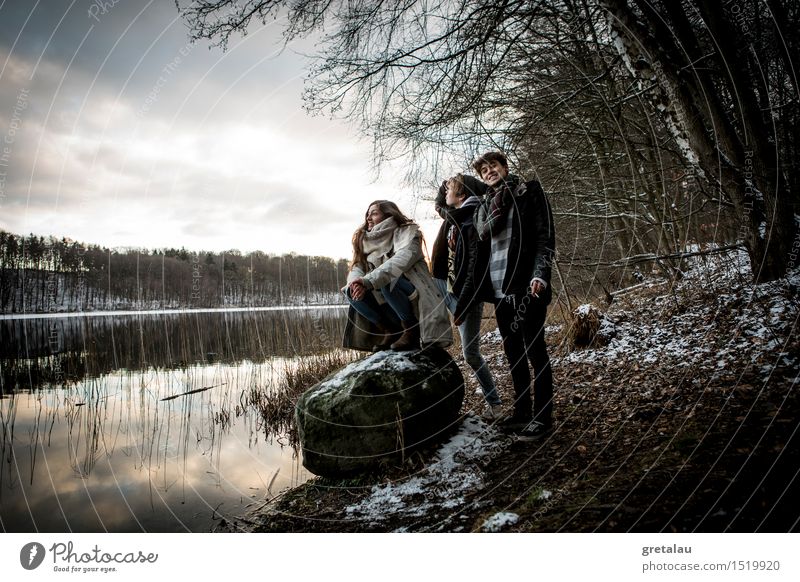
[391,319,420,351]
[371,325,400,352]
[498,411,533,432]
[515,420,552,441]
[481,404,504,421]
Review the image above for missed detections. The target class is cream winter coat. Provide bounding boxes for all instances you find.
[346,218,453,348]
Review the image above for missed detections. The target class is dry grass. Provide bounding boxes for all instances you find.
[569,304,602,347]
[240,350,362,447]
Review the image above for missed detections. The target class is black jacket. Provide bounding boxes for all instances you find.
[431,176,486,279]
[430,181,451,281]
[475,179,556,305]
[450,209,491,321]
[430,176,491,320]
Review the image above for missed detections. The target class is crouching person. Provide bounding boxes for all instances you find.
[343,200,452,352]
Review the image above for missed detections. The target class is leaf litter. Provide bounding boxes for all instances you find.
[242,248,799,532]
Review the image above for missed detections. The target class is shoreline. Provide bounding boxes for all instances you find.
[0,304,348,320]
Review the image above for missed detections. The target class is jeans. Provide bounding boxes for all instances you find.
[494,293,553,423]
[458,302,501,405]
[435,278,499,405]
[346,276,416,326]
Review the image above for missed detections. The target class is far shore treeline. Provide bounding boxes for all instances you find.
[0,230,350,313]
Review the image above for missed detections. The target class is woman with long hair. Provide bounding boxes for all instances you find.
[343,200,452,351]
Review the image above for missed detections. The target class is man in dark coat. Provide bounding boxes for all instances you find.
[473,151,556,439]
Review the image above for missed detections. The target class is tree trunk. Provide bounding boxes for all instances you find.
[600,0,797,281]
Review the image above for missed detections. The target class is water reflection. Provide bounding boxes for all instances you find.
[0,308,346,532]
[1,308,346,393]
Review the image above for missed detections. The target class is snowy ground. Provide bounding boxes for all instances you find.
[344,416,503,530]
[249,247,799,533]
[558,249,798,379]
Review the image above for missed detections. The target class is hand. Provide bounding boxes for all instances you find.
[349,278,367,301]
[530,279,546,298]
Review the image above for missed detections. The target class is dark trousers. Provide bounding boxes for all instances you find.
[345,276,416,328]
[494,294,553,424]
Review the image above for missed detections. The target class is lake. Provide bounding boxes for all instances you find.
[0,307,349,532]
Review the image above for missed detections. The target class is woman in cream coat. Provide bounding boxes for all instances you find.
[343,200,452,351]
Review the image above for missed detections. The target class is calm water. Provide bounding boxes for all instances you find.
[0,308,347,532]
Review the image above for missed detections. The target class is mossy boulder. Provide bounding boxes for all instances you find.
[295,348,465,477]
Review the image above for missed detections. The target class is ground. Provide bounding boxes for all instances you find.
[229,250,800,533]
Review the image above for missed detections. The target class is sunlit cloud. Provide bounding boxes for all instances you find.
[0,1,428,260]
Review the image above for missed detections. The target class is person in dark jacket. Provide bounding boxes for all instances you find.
[431,174,501,419]
[473,151,556,439]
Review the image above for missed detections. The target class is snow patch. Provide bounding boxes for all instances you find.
[481,511,520,532]
[316,350,418,394]
[483,329,503,344]
[345,416,507,523]
[557,248,798,384]
[598,317,617,338]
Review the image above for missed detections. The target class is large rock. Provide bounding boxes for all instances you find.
[295,348,465,477]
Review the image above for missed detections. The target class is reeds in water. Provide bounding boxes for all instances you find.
[241,350,361,448]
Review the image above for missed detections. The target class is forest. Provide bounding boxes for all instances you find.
[0,230,349,312]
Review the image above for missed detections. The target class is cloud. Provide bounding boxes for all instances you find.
[1,1,424,260]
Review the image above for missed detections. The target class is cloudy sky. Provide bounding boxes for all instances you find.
[0,0,444,260]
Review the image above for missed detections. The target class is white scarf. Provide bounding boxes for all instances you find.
[362,217,398,269]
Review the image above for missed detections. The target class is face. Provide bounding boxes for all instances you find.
[365,204,385,230]
[478,160,508,187]
[445,180,463,208]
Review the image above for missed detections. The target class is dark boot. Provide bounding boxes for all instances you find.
[390,319,420,351]
[372,324,400,352]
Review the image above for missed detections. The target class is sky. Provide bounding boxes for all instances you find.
[0,0,445,260]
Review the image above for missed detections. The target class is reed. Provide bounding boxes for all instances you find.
[242,350,361,447]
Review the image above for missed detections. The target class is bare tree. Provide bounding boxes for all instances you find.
[599,0,798,282]
[180,0,798,283]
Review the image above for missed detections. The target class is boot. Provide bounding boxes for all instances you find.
[372,324,400,352]
[390,319,420,351]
